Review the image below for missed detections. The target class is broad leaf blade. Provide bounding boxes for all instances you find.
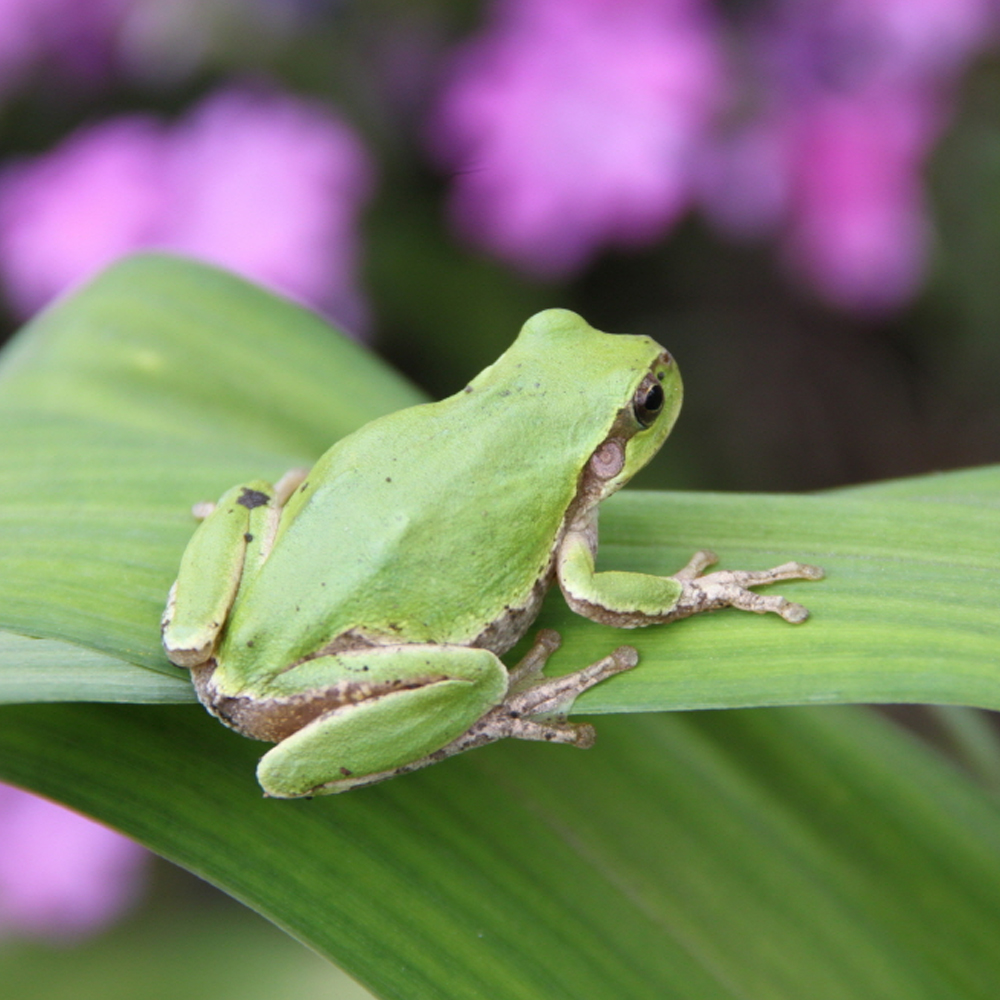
[0,253,425,686]
[4,257,1000,1000]
[0,631,192,703]
[2,701,1000,1000]
[0,253,426,455]
[1,253,998,715]
[560,487,1000,713]
[832,464,1000,503]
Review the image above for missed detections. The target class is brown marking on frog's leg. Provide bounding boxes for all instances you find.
[306,643,639,795]
[190,660,447,744]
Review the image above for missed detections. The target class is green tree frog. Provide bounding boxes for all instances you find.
[162,310,823,798]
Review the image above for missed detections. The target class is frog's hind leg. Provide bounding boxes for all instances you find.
[255,632,638,798]
[254,633,638,798]
[254,644,510,798]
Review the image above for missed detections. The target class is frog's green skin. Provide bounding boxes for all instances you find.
[162,310,822,798]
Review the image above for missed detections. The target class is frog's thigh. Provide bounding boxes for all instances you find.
[257,646,508,799]
[162,479,277,667]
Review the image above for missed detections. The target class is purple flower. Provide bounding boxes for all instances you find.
[0,115,167,316]
[0,782,147,941]
[0,0,132,94]
[701,0,996,313]
[162,88,373,331]
[429,0,725,278]
[780,93,934,312]
[0,85,374,332]
[761,0,994,95]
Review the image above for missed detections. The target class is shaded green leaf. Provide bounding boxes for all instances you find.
[4,256,1000,1000]
[1,254,998,718]
[2,701,1000,1000]
[0,253,424,688]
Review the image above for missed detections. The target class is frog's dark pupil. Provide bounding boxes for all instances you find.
[633,380,665,428]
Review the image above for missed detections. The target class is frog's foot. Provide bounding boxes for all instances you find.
[273,467,310,504]
[189,468,309,522]
[452,631,638,752]
[672,550,825,624]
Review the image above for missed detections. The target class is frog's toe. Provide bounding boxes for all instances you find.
[778,599,810,624]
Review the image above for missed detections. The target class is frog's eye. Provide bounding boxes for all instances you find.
[633,377,664,428]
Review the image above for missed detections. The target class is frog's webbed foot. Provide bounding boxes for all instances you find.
[453,630,638,752]
[671,550,825,624]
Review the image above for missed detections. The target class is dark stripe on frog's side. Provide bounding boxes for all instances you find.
[191,660,448,743]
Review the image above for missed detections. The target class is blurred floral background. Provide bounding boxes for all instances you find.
[2,0,1000,996]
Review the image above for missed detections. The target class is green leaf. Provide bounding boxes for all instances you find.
[0,631,192,703]
[4,255,1000,999]
[561,485,1000,714]
[1,253,998,717]
[3,701,1000,1000]
[0,253,425,692]
[834,463,1000,503]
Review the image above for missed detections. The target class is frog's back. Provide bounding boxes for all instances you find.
[221,310,665,678]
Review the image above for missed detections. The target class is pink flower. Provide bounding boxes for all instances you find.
[762,0,994,93]
[429,0,725,278]
[163,88,373,331]
[0,85,374,332]
[700,0,996,314]
[0,782,147,941]
[780,94,934,313]
[0,116,166,317]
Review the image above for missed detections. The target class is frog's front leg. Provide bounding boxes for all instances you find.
[557,524,824,628]
[161,474,301,668]
[235,635,636,798]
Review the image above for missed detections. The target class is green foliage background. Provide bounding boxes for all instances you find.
[2,256,1000,999]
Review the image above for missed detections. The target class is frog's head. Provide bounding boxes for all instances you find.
[612,340,682,485]
[510,309,683,502]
